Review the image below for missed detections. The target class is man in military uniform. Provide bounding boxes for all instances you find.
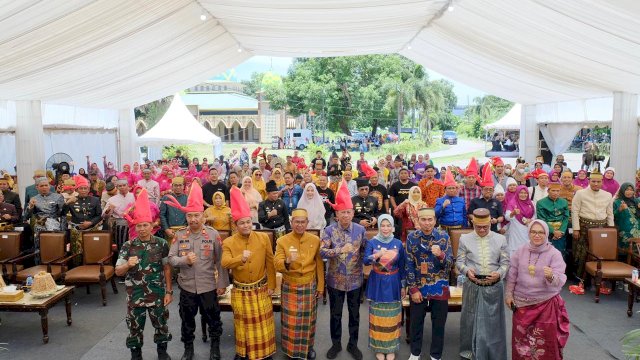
[351,178,380,228]
[63,176,102,265]
[258,180,291,236]
[160,177,187,241]
[536,182,570,259]
[166,182,228,360]
[115,189,172,360]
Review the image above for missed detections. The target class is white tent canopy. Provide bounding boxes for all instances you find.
[484,104,521,131]
[138,95,221,147]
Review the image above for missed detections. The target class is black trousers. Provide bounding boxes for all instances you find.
[328,286,361,346]
[409,298,448,359]
[179,288,222,344]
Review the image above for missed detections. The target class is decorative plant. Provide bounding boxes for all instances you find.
[622,329,640,359]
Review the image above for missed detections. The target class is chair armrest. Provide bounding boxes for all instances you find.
[97,252,113,266]
[52,253,82,265]
[586,250,603,261]
[6,250,38,264]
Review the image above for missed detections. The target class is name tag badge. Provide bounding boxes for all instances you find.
[420,262,429,275]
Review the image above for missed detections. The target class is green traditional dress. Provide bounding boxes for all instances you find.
[535,196,570,257]
[613,183,640,251]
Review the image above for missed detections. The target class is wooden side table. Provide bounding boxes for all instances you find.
[625,278,639,317]
[0,286,74,343]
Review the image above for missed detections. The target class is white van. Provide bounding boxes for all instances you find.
[286,129,314,150]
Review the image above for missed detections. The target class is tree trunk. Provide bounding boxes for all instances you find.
[372,118,379,137]
[397,95,403,135]
[425,112,432,145]
[338,118,351,136]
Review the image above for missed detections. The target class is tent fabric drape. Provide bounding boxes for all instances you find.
[539,124,583,159]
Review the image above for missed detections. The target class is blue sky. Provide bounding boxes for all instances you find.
[217,56,486,106]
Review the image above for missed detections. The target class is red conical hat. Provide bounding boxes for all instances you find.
[326,179,353,211]
[360,162,377,178]
[443,167,457,187]
[251,147,262,158]
[465,157,479,177]
[164,181,204,213]
[479,162,494,187]
[230,186,252,222]
[132,188,152,224]
[73,175,89,189]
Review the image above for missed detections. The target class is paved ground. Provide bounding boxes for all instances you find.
[0,280,633,360]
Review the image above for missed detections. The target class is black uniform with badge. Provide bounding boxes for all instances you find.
[352,178,381,225]
[258,181,291,232]
[467,197,503,232]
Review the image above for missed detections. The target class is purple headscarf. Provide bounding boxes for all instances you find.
[506,185,535,225]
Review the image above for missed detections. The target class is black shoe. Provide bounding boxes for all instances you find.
[326,343,342,359]
[209,337,221,360]
[307,347,317,359]
[130,348,142,360]
[180,343,194,360]
[347,344,363,360]
[157,342,171,360]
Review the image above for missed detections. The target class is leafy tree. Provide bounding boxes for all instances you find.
[134,95,173,132]
[241,71,287,109]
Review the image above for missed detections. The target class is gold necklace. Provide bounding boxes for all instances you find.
[528,251,540,277]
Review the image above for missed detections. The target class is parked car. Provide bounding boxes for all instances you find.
[441,130,458,145]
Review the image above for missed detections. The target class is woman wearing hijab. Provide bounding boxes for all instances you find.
[252,169,267,200]
[270,168,285,188]
[506,220,569,360]
[204,191,232,232]
[504,177,519,207]
[494,184,508,235]
[602,167,620,195]
[505,185,536,255]
[240,176,262,224]
[364,215,406,360]
[393,186,427,243]
[573,170,589,188]
[296,183,326,230]
[613,183,640,251]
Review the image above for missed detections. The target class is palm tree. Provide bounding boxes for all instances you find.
[415,79,445,144]
[381,62,425,136]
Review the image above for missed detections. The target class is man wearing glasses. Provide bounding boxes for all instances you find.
[456,208,510,360]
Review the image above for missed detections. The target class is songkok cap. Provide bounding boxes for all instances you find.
[356,177,369,188]
[35,177,49,185]
[472,208,491,225]
[34,169,46,177]
[548,182,562,190]
[172,176,184,185]
[589,168,603,180]
[417,208,435,218]
[116,178,128,185]
[265,180,279,193]
[291,208,308,219]
[142,168,152,173]
[105,183,116,192]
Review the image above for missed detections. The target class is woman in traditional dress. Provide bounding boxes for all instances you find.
[602,167,620,196]
[393,186,427,243]
[613,182,640,252]
[364,215,406,360]
[505,177,519,206]
[506,219,570,360]
[252,169,267,200]
[573,170,589,188]
[505,185,536,255]
[204,191,232,232]
[296,183,326,230]
[240,176,261,225]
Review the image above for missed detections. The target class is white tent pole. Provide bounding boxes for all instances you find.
[15,100,45,202]
[610,92,639,183]
[519,104,538,162]
[118,108,138,167]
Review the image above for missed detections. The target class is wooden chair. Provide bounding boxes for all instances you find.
[585,228,636,303]
[0,231,26,282]
[62,231,118,306]
[16,232,70,282]
[449,228,474,285]
[255,229,276,253]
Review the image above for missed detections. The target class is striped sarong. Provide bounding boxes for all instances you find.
[368,301,402,353]
[281,281,317,359]
[230,284,276,359]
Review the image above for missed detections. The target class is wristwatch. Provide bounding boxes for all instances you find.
[166,290,174,295]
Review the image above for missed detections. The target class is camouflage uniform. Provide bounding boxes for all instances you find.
[116,236,172,349]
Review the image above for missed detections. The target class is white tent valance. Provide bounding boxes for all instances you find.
[138,95,221,146]
[484,104,521,131]
[0,100,119,131]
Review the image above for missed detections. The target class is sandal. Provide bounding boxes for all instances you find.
[569,282,585,295]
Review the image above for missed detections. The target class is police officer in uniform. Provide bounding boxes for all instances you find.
[166,182,229,360]
[160,176,187,241]
[115,189,173,360]
[258,180,291,236]
[351,177,380,228]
